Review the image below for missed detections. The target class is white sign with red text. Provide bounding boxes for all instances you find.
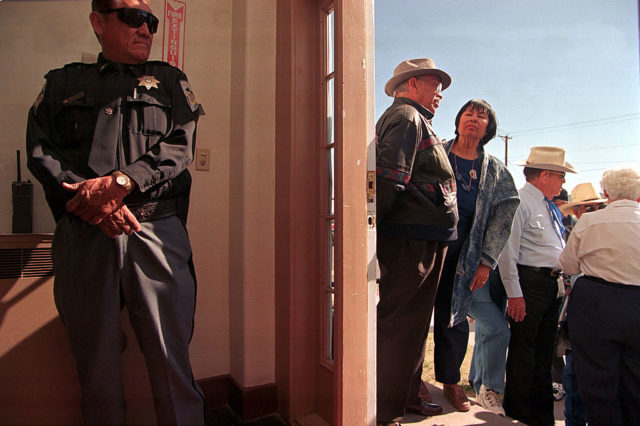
[162,0,186,70]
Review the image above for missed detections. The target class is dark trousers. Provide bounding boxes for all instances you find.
[503,266,561,426]
[433,256,469,385]
[563,351,587,426]
[377,235,447,422]
[568,276,640,426]
[53,215,206,426]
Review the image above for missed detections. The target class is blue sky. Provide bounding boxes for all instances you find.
[375,0,640,194]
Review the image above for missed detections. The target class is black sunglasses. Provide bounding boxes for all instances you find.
[100,8,159,34]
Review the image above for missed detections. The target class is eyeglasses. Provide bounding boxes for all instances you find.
[583,204,606,212]
[415,77,442,94]
[100,8,159,34]
[547,171,566,179]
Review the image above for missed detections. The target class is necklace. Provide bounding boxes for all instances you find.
[453,153,477,188]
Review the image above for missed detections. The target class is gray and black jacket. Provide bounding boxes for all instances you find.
[376,97,457,241]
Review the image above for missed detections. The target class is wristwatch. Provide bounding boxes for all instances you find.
[112,171,134,193]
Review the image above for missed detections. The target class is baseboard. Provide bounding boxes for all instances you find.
[199,375,278,422]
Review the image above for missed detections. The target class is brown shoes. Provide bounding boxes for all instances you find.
[418,379,433,403]
[406,398,443,417]
[443,383,471,412]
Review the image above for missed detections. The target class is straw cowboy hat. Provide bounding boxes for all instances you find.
[384,58,452,96]
[559,182,608,214]
[515,146,577,173]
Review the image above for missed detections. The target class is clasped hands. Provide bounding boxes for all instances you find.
[62,176,141,238]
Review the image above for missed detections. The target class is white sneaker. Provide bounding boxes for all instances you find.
[478,385,506,416]
[553,382,566,401]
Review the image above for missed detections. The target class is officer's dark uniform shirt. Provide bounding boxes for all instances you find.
[27,54,204,222]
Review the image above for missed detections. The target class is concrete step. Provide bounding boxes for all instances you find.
[403,382,566,426]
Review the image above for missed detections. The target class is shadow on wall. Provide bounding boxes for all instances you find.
[0,301,157,425]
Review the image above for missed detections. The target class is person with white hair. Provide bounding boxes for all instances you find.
[555,181,608,426]
[559,167,640,426]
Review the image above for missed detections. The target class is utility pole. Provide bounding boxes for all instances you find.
[499,134,511,165]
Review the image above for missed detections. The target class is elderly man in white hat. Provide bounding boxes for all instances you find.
[497,146,577,425]
[553,181,607,426]
[375,58,456,425]
[559,167,640,426]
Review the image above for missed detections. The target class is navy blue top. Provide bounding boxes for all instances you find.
[447,152,480,257]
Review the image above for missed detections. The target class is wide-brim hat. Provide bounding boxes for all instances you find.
[560,182,608,214]
[515,146,577,173]
[384,58,451,96]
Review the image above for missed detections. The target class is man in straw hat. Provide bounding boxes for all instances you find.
[497,146,577,424]
[375,58,456,425]
[560,182,607,218]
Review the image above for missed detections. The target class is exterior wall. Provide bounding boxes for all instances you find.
[0,0,276,413]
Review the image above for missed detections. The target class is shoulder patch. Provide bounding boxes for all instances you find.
[33,81,46,114]
[180,80,202,114]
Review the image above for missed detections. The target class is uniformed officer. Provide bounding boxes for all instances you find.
[26,1,206,424]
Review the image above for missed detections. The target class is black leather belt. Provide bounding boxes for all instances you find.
[518,264,562,278]
[128,198,188,223]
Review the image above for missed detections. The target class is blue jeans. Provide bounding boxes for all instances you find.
[563,352,587,426]
[468,282,510,394]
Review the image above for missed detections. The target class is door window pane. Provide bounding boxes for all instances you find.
[322,8,335,365]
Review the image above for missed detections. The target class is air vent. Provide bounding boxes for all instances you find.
[0,248,54,279]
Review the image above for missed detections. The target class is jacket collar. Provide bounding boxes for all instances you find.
[393,97,434,120]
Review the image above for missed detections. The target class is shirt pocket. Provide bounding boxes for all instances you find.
[54,92,96,147]
[126,94,170,138]
[528,212,547,230]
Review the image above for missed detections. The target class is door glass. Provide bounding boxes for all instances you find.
[322,8,335,365]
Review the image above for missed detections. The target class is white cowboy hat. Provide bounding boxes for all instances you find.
[384,58,451,96]
[559,182,607,214]
[515,146,577,173]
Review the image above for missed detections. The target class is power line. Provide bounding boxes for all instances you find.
[506,113,640,136]
[505,143,640,158]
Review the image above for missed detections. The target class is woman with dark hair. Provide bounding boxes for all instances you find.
[432,99,519,415]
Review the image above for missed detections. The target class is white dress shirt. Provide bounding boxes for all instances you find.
[499,182,566,297]
[559,199,640,286]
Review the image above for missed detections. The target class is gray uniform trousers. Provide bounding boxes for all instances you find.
[52,214,206,426]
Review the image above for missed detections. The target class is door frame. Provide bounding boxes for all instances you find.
[274,0,375,424]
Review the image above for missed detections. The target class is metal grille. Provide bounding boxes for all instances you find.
[0,248,54,279]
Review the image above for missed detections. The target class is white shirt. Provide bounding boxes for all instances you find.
[559,199,640,286]
[499,182,566,297]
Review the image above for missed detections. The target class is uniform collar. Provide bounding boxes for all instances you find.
[97,53,145,77]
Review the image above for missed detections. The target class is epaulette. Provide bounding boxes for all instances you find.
[146,60,187,77]
[62,61,93,69]
[44,61,94,80]
[147,59,180,70]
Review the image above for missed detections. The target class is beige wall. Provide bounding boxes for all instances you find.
[0,0,276,390]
